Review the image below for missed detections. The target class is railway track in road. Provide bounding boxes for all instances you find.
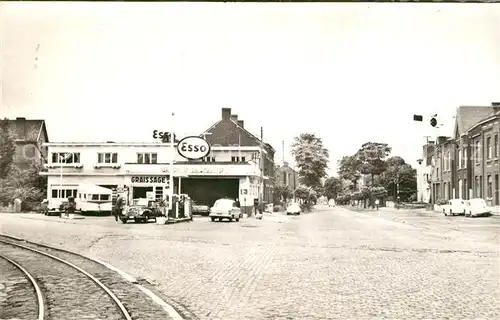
[0,236,180,320]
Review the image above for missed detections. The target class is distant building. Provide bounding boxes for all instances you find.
[5,117,49,169]
[274,162,299,191]
[416,141,434,203]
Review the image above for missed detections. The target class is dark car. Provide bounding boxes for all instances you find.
[192,201,210,216]
[120,198,161,223]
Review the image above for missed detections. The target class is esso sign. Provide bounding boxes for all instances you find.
[177,136,211,160]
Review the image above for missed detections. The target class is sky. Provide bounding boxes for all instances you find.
[1,2,499,175]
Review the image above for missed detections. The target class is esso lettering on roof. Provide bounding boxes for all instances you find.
[177,136,211,160]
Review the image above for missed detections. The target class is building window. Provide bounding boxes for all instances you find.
[97,152,118,164]
[475,141,480,163]
[51,152,81,164]
[458,149,462,169]
[475,176,479,197]
[458,179,462,199]
[202,156,215,162]
[231,156,246,163]
[447,151,451,171]
[487,175,493,198]
[463,178,467,200]
[496,175,499,205]
[495,134,499,158]
[487,137,492,159]
[480,176,483,198]
[51,188,78,199]
[462,148,466,168]
[137,153,157,164]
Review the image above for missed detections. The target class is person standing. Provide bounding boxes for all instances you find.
[114,194,124,221]
[375,199,380,210]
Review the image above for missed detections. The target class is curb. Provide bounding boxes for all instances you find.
[0,233,184,320]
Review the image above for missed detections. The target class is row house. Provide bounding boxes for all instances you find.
[426,102,500,205]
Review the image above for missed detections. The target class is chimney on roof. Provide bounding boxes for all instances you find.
[16,117,26,121]
[283,161,289,167]
[230,114,238,122]
[237,120,244,128]
[492,102,500,114]
[222,108,231,120]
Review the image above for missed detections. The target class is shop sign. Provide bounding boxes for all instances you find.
[162,166,224,175]
[130,176,168,184]
[177,136,211,160]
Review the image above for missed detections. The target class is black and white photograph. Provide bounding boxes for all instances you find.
[1,2,499,319]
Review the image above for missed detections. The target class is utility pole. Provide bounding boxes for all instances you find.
[260,127,264,207]
[168,112,175,217]
[282,140,285,165]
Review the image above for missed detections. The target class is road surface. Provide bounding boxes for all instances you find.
[0,206,498,319]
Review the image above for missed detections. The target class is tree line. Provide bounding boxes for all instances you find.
[0,118,47,210]
[325,142,417,207]
[272,137,417,208]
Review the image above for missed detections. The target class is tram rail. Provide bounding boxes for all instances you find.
[0,236,176,320]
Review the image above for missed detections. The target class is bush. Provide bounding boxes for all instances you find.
[336,194,351,205]
[436,199,448,205]
[300,202,313,212]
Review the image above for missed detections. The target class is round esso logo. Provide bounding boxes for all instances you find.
[177,136,211,160]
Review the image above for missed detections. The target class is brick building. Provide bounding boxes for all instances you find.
[5,117,49,169]
[425,103,500,206]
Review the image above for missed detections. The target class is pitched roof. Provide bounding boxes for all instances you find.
[199,111,275,153]
[6,118,49,142]
[455,106,495,136]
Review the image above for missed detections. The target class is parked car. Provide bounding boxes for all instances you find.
[209,198,242,222]
[192,201,210,215]
[328,199,336,207]
[442,199,466,216]
[120,198,161,223]
[286,202,301,215]
[465,198,491,217]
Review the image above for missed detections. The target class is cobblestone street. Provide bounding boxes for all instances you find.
[1,207,499,319]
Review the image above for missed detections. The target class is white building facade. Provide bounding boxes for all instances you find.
[42,142,269,209]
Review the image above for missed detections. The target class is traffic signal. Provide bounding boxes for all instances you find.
[413,115,423,121]
[430,117,437,127]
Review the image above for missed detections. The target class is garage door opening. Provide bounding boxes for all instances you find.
[180,178,239,207]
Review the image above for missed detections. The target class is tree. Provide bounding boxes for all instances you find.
[355,142,391,186]
[273,184,292,203]
[0,163,46,207]
[337,155,361,190]
[323,177,343,200]
[0,118,16,178]
[380,156,417,202]
[291,133,329,189]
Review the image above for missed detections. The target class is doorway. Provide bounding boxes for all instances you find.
[132,187,153,199]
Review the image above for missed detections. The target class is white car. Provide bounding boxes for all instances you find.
[209,198,242,222]
[328,199,336,207]
[286,203,301,215]
[465,198,491,217]
[443,199,466,216]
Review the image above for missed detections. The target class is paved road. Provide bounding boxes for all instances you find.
[1,207,498,319]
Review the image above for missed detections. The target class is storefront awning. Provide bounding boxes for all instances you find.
[78,183,113,195]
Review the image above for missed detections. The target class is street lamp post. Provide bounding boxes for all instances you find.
[168,113,175,217]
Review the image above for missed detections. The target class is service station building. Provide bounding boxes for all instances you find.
[41,108,275,213]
